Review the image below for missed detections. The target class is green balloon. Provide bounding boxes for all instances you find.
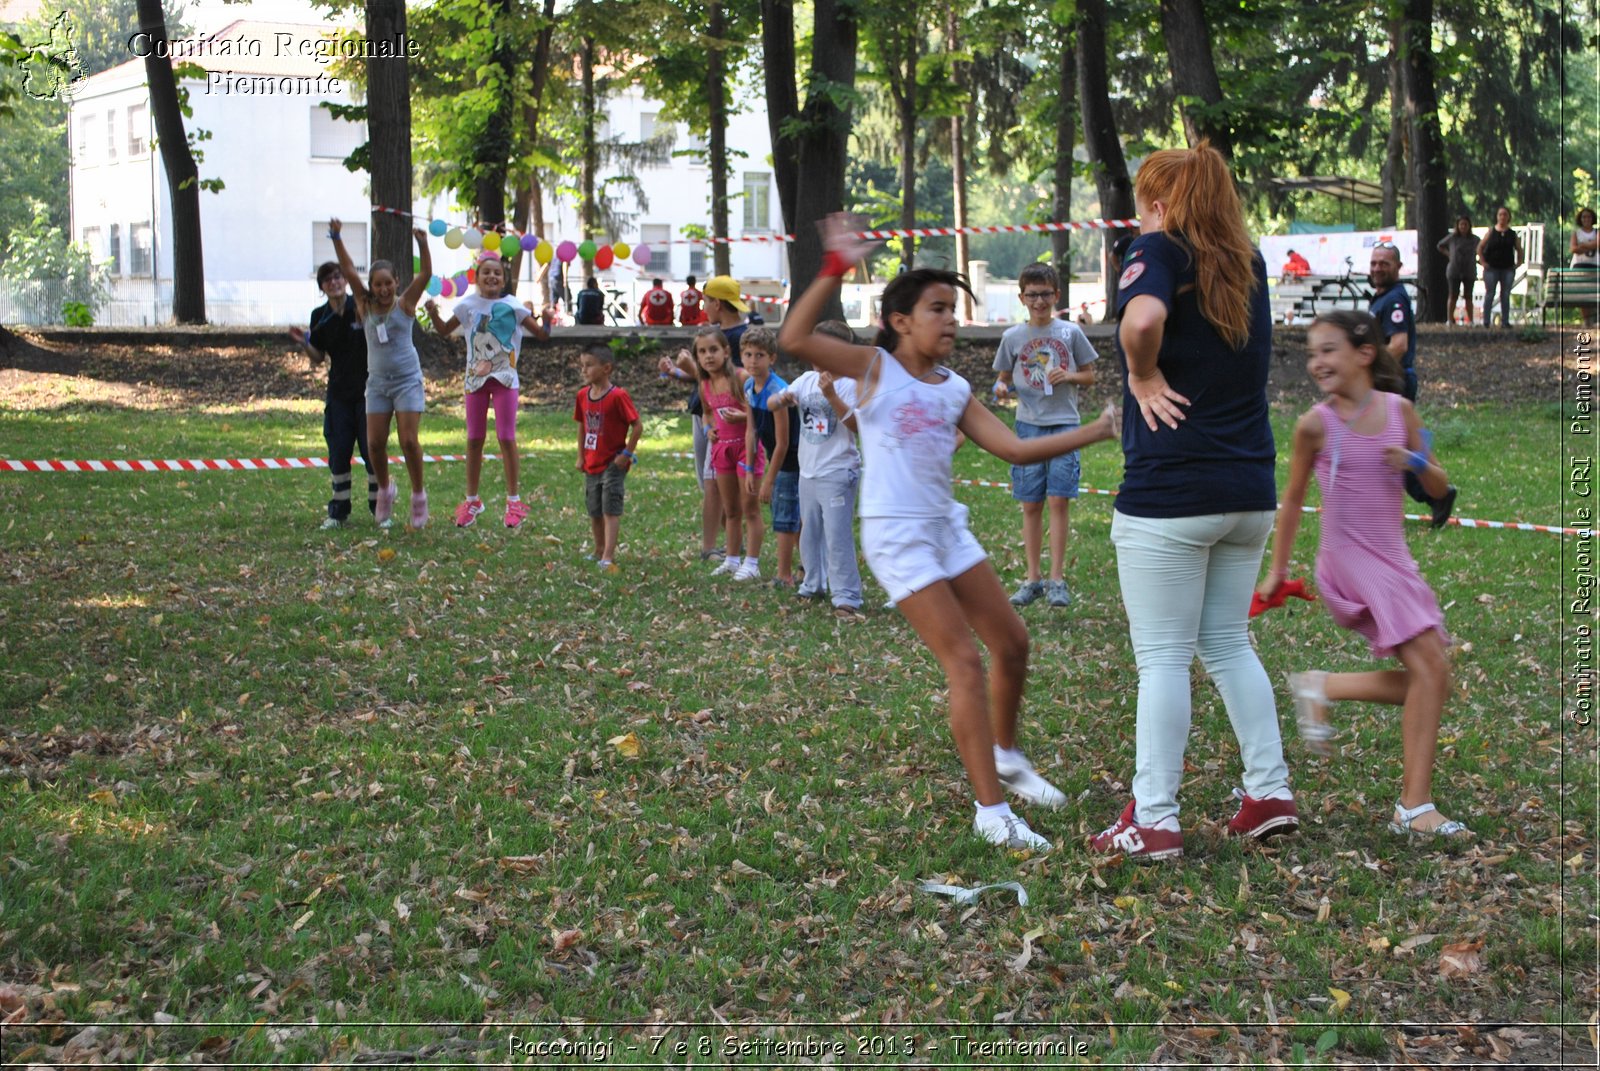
[412,255,421,273]
[577,239,597,261]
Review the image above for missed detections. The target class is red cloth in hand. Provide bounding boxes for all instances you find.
[1250,577,1315,618]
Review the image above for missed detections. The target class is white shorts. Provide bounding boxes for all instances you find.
[861,504,988,606]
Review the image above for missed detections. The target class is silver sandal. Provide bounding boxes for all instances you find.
[1287,671,1336,757]
[1389,800,1472,839]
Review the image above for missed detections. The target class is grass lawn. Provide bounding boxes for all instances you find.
[0,392,1592,1067]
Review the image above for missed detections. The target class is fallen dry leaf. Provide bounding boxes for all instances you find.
[551,927,584,952]
[607,732,642,758]
[1329,987,1351,1014]
[1010,926,1046,972]
[1438,939,1484,978]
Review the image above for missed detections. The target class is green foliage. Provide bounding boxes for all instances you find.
[607,333,661,362]
[61,299,93,326]
[0,201,112,322]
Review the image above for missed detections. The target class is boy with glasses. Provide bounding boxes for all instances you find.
[993,263,1099,607]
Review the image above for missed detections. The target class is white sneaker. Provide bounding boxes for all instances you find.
[710,557,739,577]
[733,560,761,581]
[973,808,1053,852]
[994,749,1067,809]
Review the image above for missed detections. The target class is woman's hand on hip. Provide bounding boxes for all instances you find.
[1129,370,1190,431]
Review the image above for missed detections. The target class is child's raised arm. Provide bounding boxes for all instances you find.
[777,215,880,379]
[329,219,366,307]
[423,299,459,338]
[1258,410,1323,598]
[958,398,1118,465]
[518,306,550,342]
[399,228,431,314]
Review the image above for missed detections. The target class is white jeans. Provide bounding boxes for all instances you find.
[1111,509,1289,824]
[798,469,863,609]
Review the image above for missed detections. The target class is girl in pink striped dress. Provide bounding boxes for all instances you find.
[1258,310,1469,839]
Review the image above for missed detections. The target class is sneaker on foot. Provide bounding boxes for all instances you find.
[503,500,529,528]
[1045,579,1073,608]
[454,498,484,527]
[375,480,397,528]
[1088,800,1183,861]
[710,557,739,577]
[1010,580,1045,606]
[973,808,1053,852]
[733,560,761,581]
[1430,485,1458,529]
[1227,788,1300,841]
[994,749,1066,809]
[409,490,429,529]
[320,516,345,530]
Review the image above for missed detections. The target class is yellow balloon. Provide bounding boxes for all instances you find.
[482,231,501,252]
[613,241,631,260]
[534,241,553,265]
[443,227,464,250]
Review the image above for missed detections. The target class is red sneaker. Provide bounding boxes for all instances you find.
[1088,800,1183,862]
[1226,788,1300,841]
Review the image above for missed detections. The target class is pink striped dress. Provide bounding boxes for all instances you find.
[1312,392,1446,658]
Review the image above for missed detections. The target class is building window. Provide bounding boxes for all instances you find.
[79,112,95,160]
[309,105,361,160]
[641,224,670,273]
[108,224,122,275]
[127,103,148,156]
[129,222,150,275]
[689,245,706,276]
[313,221,367,275]
[81,226,100,261]
[742,172,771,231]
[640,112,659,142]
[105,109,116,160]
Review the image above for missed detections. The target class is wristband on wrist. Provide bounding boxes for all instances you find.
[619,449,635,460]
[1407,450,1429,474]
[820,250,852,278]
[737,461,749,474]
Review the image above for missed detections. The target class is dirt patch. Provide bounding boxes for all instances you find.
[0,322,1571,414]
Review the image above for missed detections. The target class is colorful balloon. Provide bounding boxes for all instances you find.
[428,219,447,237]
[467,268,476,285]
[613,241,631,260]
[535,241,553,265]
[412,255,421,273]
[426,275,442,296]
[633,244,652,267]
[482,231,501,252]
[577,239,597,261]
[556,240,578,264]
[454,272,468,292]
[594,245,614,270]
[520,233,537,251]
[443,227,464,249]
[463,228,484,250]
[439,278,454,298]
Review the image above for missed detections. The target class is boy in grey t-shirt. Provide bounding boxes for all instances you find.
[993,263,1098,608]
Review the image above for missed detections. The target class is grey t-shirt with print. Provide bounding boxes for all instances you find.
[992,320,1097,426]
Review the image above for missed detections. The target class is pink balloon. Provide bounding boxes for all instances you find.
[440,278,454,298]
[632,244,652,267]
[556,240,578,264]
[594,245,615,270]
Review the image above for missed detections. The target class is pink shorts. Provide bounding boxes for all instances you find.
[465,379,519,441]
[710,437,764,477]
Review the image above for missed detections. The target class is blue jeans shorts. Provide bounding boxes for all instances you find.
[769,469,800,533]
[1011,420,1081,502]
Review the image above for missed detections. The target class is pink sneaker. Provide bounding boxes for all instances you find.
[1226,788,1299,841]
[1088,800,1183,862]
[503,500,529,528]
[375,480,397,528]
[454,498,484,527]
[409,490,429,529]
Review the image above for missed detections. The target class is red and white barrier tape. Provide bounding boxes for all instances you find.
[3,450,1573,537]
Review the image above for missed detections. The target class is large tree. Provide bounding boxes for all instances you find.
[1400,0,1448,321]
[134,0,202,322]
[1076,0,1134,309]
[1158,0,1232,160]
[365,0,412,284]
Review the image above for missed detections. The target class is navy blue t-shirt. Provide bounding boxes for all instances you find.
[1113,231,1277,518]
[1368,283,1417,401]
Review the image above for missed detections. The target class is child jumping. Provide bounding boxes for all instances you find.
[694,325,764,579]
[993,263,1098,608]
[574,344,642,569]
[1257,310,1469,839]
[741,326,801,587]
[425,246,550,529]
[330,219,432,529]
[778,215,1120,853]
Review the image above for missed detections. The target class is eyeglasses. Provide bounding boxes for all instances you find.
[1373,240,1397,250]
[1021,291,1057,302]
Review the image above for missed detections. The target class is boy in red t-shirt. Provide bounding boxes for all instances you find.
[640,277,676,325]
[574,345,643,569]
[679,274,706,325]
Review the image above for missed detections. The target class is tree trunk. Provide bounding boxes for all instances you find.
[708,0,731,276]
[1401,0,1448,323]
[471,0,516,226]
[1051,31,1076,313]
[897,74,917,272]
[1076,0,1135,311]
[365,0,412,287]
[761,0,857,318]
[948,10,970,318]
[135,0,203,323]
[1158,0,1232,160]
[517,0,557,304]
[1380,18,1406,229]
[579,34,597,278]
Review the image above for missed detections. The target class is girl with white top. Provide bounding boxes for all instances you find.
[778,215,1119,854]
[1570,207,1598,329]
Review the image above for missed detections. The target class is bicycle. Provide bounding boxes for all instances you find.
[1311,256,1371,316]
[604,288,630,326]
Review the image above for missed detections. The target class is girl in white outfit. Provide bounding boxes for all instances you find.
[778,215,1119,853]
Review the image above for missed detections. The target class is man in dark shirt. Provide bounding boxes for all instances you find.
[575,276,605,325]
[1369,242,1457,528]
[290,261,375,528]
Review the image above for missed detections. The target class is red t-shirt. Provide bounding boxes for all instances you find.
[680,287,706,325]
[574,385,640,474]
[641,285,676,325]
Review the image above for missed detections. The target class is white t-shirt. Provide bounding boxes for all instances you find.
[1574,227,1599,268]
[786,370,859,480]
[854,348,971,519]
[451,292,527,392]
[992,319,1097,426]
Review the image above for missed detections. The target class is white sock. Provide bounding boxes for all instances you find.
[506,494,520,503]
[994,745,1026,766]
[975,801,1015,821]
[742,557,759,569]
[724,555,739,566]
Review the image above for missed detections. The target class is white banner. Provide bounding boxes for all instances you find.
[1259,229,1418,278]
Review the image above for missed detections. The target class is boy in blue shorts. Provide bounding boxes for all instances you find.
[993,263,1098,607]
[741,327,801,586]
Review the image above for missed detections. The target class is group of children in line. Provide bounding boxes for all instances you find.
[298,219,1470,858]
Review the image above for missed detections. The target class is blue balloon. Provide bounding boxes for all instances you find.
[428,218,448,237]
[426,275,442,296]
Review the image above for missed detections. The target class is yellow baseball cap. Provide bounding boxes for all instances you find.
[701,275,748,312]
